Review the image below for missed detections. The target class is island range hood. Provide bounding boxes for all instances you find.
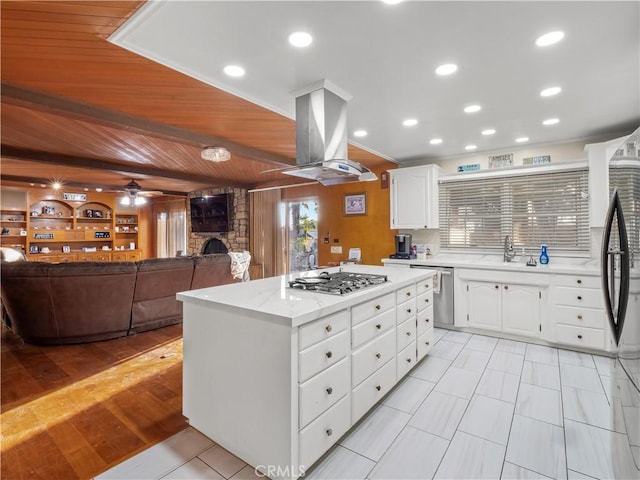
[282,83,377,186]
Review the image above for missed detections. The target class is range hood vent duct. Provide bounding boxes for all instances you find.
[283,84,377,186]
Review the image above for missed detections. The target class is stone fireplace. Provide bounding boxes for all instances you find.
[187,187,249,255]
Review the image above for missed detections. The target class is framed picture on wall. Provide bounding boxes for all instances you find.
[344,193,367,216]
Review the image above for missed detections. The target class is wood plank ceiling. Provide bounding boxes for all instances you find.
[0,1,393,195]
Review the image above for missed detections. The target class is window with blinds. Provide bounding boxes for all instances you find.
[439,167,590,251]
[609,160,640,257]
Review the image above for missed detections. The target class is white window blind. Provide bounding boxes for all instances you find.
[439,167,590,251]
[609,160,640,257]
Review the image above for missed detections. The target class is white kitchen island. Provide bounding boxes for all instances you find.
[177,265,435,480]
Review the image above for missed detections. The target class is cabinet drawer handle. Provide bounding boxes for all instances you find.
[406,292,411,297]
[325,351,333,359]
[406,331,412,336]
[577,279,582,284]
[375,385,381,391]
[375,352,381,359]
[504,285,509,290]
[326,387,333,395]
[425,283,430,289]
[577,334,583,340]
[425,341,430,346]
[577,314,583,320]
[375,304,381,311]
[424,298,429,304]
[495,285,499,289]
[406,358,412,363]
[577,296,582,300]
[406,308,412,313]
[325,325,332,333]
[425,318,430,323]
[326,428,333,437]
[376,323,382,330]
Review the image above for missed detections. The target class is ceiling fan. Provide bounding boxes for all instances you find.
[119,179,163,205]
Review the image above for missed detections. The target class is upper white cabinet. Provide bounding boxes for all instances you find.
[389,164,440,229]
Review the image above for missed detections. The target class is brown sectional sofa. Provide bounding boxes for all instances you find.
[1,254,237,345]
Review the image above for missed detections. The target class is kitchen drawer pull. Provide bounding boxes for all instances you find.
[495,285,499,289]
[424,298,429,303]
[326,428,333,437]
[425,318,430,323]
[406,331,412,336]
[577,279,582,284]
[577,314,583,320]
[406,291,411,297]
[425,341,430,346]
[504,285,509,290]
[406,358,412,363]
[577,296,582,300]
[577,334,583,339]
[325,351,333,359]
[425,283,430,289]
[375,352,381,359]
[325,325,332,333]
[375,304,381,311]
[375,385,381,391]
[326,387,333,395]
[375,323,382,330]
[406,308,412,313]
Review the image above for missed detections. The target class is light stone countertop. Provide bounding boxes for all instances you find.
[177,264,435,328]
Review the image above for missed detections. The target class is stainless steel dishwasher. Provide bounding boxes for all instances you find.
[410,265,454,326]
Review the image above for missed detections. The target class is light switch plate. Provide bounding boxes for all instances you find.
[331,246,342,254]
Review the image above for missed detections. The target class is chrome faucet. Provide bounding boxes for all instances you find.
[503,235,515,262]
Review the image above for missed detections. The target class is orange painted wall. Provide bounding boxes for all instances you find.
[282,164,398,267]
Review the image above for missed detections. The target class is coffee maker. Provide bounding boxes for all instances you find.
[390,234,415,259]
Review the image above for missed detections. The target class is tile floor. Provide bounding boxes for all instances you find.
[96,329,639,480]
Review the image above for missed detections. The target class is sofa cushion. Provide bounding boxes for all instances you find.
[190,254,236,290]
[131,257,195,333]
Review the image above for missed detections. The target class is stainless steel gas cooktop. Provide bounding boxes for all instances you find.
[288,271,388,295]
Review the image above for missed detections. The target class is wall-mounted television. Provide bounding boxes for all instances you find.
[190,194,231,233]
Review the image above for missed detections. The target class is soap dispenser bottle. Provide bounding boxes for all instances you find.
[539,244,549,265]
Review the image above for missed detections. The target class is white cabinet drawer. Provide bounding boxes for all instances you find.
[554,305,605,329]
[352,292,395,327]
[554,286,604,309]
[396,298,417,325]
[416,278,433,295]
[352,359,396,421]
[352,308,395,349]
[299,310,349,351]
[555,324,605,350]
[352,328,396,387]
[417,290,434,312]
[417,328,434,361]
[396,284,417,305]
[417,306,434,336]
[299,358,350,429]
[299,395,351,469]
[397,340,417,379]
[299,330,349,383]
[396,317,416,352]
[553,275,601,289]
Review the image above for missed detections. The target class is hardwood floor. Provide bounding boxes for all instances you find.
[1,323,188,479]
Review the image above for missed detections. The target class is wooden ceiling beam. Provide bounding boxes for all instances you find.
[0,145,250,189]
[1,81,295,168]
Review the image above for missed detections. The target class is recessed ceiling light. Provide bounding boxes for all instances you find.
[536,31,565,47]
[353,130,367,137]
[515,137,530,143]
[543,118,560,125]
[52,181,62,190]
[288,31,312,48]
[95,188,103,192]
[464,105,481,113]
[429,138,443,145]
[84,188,89,192]
[381,0,403,4]
[435,63,458,76]
[30,183,35,186]
[465,144,477,151]
[481,129,496,136]
[540,86,561,97]
[403,118,418,127]
[223,65,245,77]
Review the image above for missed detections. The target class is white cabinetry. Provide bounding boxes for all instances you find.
[457,269,547,340]
[549,274,613,352]
[389,164,440,229]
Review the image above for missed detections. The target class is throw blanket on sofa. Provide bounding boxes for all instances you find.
[229,251,251,281]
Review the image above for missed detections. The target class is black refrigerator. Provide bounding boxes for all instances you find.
[601,186,640,478]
